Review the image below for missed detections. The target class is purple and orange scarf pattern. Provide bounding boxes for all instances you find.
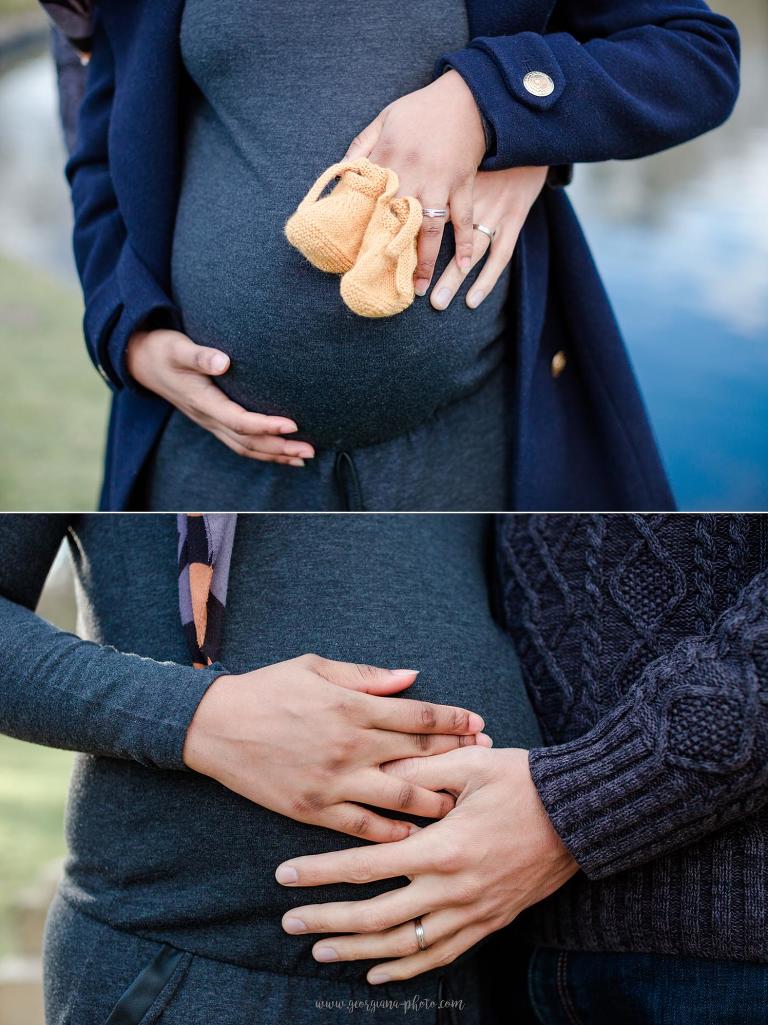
[177,514,237,668]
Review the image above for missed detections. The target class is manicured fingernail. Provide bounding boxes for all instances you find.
[210,353,228,372]
[368,973,391,985]
[391,669,419,678]
[468,713,485,732]
[283,917,307,934]
[414,279,430,296]
[289,458,306,468]
[287,445,314,459]
[276,865,298,884]
[434,286,452,310]
[467,288,484,308]
[279,423,299,434]
[314,946,338,962]
[460,256,472,272]
[477,733,493,747]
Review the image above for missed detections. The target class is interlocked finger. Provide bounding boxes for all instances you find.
[362,695,483,737]
[283,880,428,937]
[312,909,465,964]
[367,922,489,984]
[371,727,491,764]
[354,770,455,820]
[466,220,522,309]
[430,224,493,311]
[319,803,414,844]
[414,199,450,296]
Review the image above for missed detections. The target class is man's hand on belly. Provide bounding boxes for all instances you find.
[126,328,315,465]
[275,747,577,983]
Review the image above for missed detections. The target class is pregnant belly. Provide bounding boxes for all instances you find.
[67,633,540,975]
[172,206,510,450]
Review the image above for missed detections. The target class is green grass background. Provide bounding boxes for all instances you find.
[0,737,72,954]
[0,3,108,951]
[0,542,76,955]
[0,0,39,18]
[0,256,107,510]
[1,0,107,508]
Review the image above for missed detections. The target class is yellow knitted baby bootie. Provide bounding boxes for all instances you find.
[285,158,397,273]
[339,194,423,318]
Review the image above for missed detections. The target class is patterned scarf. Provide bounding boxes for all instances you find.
[177,514,237,668]
[39,1,93,52]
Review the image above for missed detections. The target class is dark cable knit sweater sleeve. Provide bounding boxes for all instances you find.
[529,568,768,880]
[0,515,224,771]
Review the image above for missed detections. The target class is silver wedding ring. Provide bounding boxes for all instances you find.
[414,917,427,951]
[422,207,449,218]
[473,222,496,242]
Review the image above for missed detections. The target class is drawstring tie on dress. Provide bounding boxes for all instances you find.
[334,450,365,511]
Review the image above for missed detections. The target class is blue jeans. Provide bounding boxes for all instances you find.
[528,948,768,1025]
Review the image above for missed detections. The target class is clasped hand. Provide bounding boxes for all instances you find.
[275,747,578,984]
[183,654,490,843]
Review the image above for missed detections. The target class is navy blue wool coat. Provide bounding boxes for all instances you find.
[67,0,739,511]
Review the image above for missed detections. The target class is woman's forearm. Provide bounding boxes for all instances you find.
[0,594,223,768]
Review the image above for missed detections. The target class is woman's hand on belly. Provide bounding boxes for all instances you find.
[429,166,548,313]
[343,69,486,296]
[182,654,491,844]
[275,748,578,983]
[126,328,315,465]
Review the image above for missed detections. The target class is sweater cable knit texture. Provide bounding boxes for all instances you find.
[497,514,768,962]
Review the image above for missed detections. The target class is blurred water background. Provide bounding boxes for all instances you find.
[570,1,768,510]
[0,0,766,504]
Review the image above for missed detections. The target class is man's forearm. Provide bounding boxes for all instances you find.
[530,569,768,879]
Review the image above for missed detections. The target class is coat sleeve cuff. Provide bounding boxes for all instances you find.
[436,34,566,171]
[83,242,181,391]
[528,703,679,880]
[440,53,572,185]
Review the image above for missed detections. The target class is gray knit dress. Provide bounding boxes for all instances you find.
[144,0,514,511]
[0,514,541,1023]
